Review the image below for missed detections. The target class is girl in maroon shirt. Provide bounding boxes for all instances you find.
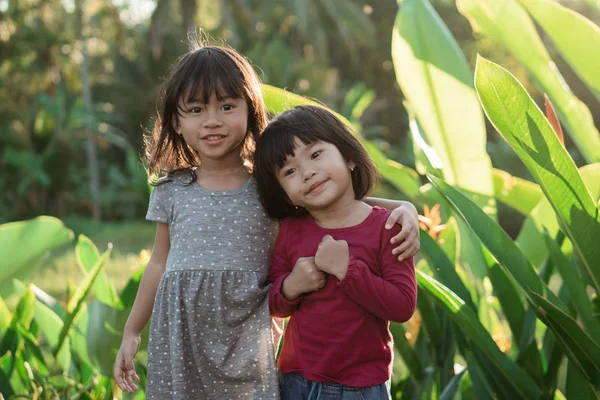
[254,106,417,400]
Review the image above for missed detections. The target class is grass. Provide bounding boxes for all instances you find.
[30,217,156,300]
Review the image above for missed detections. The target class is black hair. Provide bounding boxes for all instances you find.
[145,43,268,184]
[254,105,378,220]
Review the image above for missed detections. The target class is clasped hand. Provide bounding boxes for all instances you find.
[283,235,349,300]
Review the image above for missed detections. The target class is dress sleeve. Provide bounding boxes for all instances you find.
[337,221,417,323]
[146,184,170,224]
[267,219,301,318]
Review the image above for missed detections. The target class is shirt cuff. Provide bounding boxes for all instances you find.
[271,274,302,308]
[337,256,366,288]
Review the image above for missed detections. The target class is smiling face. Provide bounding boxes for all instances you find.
[175,93,249,166]
[277,139,356,213]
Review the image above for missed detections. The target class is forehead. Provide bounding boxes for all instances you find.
[281,139,322,163]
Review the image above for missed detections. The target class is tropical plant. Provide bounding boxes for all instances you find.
[0,217,148,398]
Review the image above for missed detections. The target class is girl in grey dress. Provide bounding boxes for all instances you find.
[113,43,421,399]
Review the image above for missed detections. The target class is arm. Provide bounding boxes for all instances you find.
[269,221,327,318]
[268,221,302,318]
[364,197,420,261]
[314,229,416,323]
[114,222,169,392]
[340,224,416,323]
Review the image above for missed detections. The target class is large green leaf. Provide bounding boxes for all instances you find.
[492,168,542,215]
[532,293,600,389]
[12,281,71,370]
[518,0,600,100]
[544,234,600,340]
[0,216,73,296]
[419,229,476,311]
[391,0,494,210]
[474,56,600,294]
[55,247,111,356]
[261,84,423,201]
[427,175,566,313]
[457,0,600,163]
[76,234,121,308]
[517,163,600,269]
[417,271,543,399]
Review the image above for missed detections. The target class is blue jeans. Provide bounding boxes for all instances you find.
[279,372,391,400]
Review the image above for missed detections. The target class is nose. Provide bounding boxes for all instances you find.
[303,169,316,182]
[202,111,223,128]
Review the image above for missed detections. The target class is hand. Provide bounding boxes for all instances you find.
[282,257,327,300]
[314,235,350,281]
[114,335,141,393]
[385,202,420,261]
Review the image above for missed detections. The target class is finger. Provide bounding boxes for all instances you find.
[397,244,418,261]
[124,371,138,391]
[118,373,133,393]
[392,239,412,256]
[385,211,400,229]
[320,235,334,244]
[390,229,410,244]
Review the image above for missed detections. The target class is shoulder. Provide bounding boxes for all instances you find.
[369,206,400,239]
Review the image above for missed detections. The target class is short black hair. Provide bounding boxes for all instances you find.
[254,105,378,220]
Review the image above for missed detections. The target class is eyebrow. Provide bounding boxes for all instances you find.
[184,96,236,105]
[279,141,320,170]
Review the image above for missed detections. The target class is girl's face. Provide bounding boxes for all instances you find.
[276,139,356,213]
[175,93,249,166]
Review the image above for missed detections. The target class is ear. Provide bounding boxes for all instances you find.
[347,160,356,171]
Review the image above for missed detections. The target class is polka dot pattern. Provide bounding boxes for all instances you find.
[145,174,281,398]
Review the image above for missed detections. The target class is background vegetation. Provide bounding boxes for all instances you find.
[1,0,600,398]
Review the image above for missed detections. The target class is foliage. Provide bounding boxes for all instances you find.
[1,0,600,398]
[0,218,148,399]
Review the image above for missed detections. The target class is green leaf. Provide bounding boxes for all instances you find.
[390,322,424,381]
[517,163,600,269]
[492,168,542,215]
[417,271,543,399]
[457,0,600,163]
[392,0,495,211]
[0,298,11,337]
[474,56,600,294]
[544,233,600,340]
[0,216,73,296]
[566,360,600,399]
[55,247,111,356]
[518,0,600,100]
[483,248,527,349]
[420,229,476,311]
[76,234,122,308]
[261,84,422,201]
[0,288,36,357]
[439,370,466,400]
[428,174,566,312]
[532,293,600,389]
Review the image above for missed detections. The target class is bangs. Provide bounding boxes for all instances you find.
[258,111,334,173]
[175,49,246,112]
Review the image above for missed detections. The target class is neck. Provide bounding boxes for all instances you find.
[310,198,372,229]
[197,157,247,176]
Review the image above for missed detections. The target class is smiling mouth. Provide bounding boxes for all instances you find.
[306,180,327,195]
[203,135,226,141]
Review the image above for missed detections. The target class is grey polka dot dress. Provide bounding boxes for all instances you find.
[145,172,282,399]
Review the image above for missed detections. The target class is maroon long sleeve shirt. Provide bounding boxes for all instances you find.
[268,207,417,387]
